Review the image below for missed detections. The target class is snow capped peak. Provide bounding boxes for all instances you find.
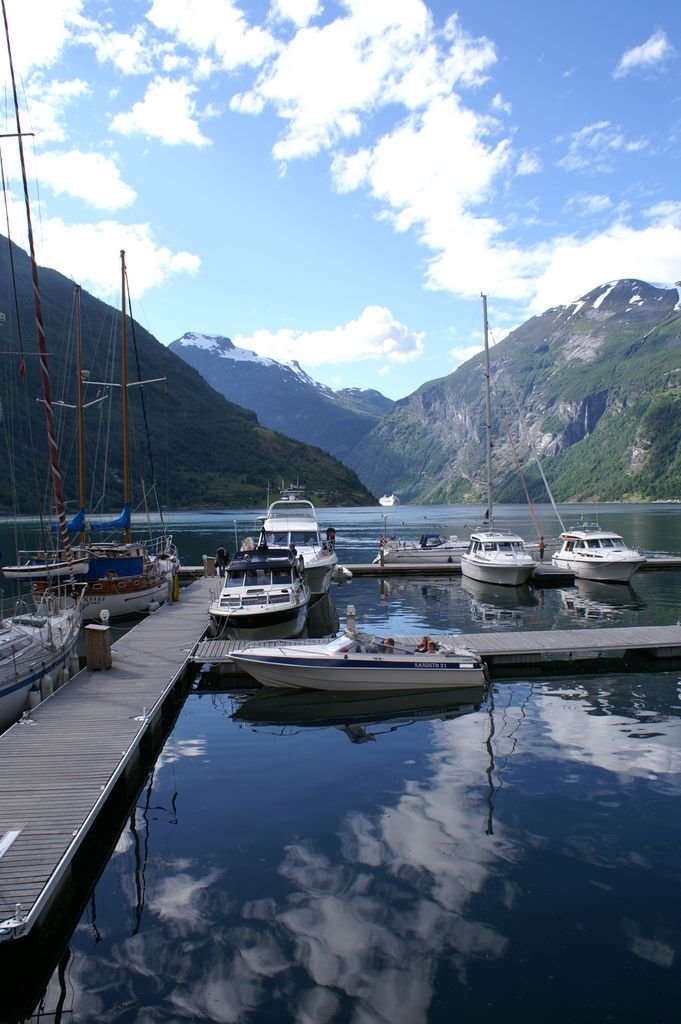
[175,332,234,352]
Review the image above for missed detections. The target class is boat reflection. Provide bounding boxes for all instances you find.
[231,685,487,741]
[305,591,340,637]
[461,575,537,625]
[559,578,645,621]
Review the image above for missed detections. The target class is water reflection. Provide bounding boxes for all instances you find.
[559,579,645,622]
[461,575,538,627]
[15,667,681,1022]
[232,685,487,741]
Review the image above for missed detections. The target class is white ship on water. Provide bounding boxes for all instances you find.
[378,494,400,507]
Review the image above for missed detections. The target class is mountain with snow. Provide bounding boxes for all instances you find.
[350,279,681,503]
[169,333,393,460]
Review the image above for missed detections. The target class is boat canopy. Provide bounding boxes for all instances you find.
[88,504,132,532]
[50,508,86,533]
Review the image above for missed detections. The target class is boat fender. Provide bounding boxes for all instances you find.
[28,687,41,709]
[148,600,160,614]
[40,672,54,699]
[69,654,80,677]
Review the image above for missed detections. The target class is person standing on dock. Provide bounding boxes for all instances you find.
[216,544,228,577]
[539,536,546,561]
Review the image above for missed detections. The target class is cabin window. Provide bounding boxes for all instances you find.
[291,531,318,545]
[272,570,292,584]
[264,531,288,546]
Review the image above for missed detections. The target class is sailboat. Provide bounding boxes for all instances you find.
[0,3,84,729]
[25,257,179,621]
[460,295,537,587]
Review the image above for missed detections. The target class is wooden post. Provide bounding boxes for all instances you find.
[85,623,112,671]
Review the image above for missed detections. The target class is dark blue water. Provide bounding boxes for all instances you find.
[3,504,681,1022]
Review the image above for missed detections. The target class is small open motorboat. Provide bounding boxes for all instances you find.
[373,533,468,565]
[228,630,488,691]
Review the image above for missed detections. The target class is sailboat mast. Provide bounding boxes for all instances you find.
[1,0,71,558]
[482,293,493,528]
[75,285,86,543]
[120,250,131,544]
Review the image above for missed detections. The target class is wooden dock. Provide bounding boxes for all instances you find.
[0,576,214,944]
[192,623,681,675]
[181,554,681,581]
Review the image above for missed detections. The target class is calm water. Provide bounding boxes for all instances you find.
[3,504,681,1023]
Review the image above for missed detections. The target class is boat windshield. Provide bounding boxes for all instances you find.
[226,568,291,587]
[261,530,319,546]
[290,531,319,545]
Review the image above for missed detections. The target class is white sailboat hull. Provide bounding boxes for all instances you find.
[0,597,82,731]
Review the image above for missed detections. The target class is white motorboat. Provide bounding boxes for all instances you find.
[209,545,310,641]
[378,494,400,506]
[374,533,468,564]
[551,527,646,582]
[258,493,337,596]
[461,295,536,587]
[461,529,536,586]
[228,630,488,691]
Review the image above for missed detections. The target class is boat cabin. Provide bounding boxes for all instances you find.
[223,546,303,590]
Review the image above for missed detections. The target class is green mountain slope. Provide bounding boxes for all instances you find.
[347,280,681,503]
[0,237,374,512]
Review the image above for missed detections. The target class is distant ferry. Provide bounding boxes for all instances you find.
[379,494,400,507]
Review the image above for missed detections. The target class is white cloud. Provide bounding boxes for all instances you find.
[270,0,322,28]
[147,0,279,71]
[0,0,84,77]
[644,200,681,229]
[516,149,542,175]
[35,150,136,209]
[566,193,614,217]
[21,74,91,144]
[110,77,211,146]
[491,92,511,115]
[529,222,681,313]
[2,196,201,301]
[235,306,424,367]
[557,121,648,173]
[333,95,509,230]
[613,29,676,79]
[81,23,155,76]
[232,2,496,161]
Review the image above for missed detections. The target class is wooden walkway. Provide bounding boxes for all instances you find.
[0,576,213,943]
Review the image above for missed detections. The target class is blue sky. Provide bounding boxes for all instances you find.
[1,0,680,400]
